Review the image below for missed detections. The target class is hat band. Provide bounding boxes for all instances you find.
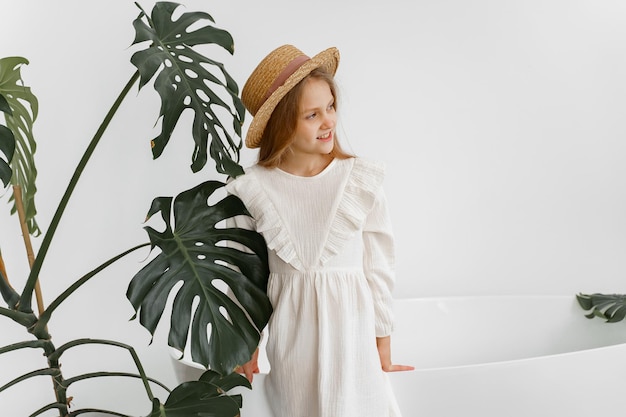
[263,55,310,102]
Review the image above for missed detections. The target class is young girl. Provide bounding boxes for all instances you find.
[227,44,413,417]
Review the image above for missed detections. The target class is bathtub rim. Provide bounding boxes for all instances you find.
[170,294,626,374]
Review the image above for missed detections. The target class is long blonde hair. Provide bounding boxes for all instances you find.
[257,67,353,168]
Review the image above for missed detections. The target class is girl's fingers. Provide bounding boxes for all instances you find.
[385,364,415,372]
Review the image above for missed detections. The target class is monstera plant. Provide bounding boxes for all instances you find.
[577,293,626,323]
[0,2,270,416]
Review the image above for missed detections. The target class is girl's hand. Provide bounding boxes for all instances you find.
[235,347,260,382]
[376,336,415,372]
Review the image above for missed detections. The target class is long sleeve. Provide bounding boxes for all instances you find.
[362,186,396,337]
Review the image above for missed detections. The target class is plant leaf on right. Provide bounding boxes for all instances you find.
[576,293,626,323]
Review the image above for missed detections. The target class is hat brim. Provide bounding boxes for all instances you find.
[245,47,340,149]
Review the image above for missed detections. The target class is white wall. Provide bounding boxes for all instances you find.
[1,0,625,415]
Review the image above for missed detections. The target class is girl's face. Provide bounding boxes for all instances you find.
[289,77,337,158]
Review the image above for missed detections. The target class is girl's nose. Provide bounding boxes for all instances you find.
[322,111,336,129]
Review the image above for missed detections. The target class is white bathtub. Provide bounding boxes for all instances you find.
[171,295,626,416]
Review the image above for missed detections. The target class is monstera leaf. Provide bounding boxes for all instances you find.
[130,2,245,177]
[149,370,250,417]
[0,57,40,235]
[127,180,271,376]
[0,94,15,187]
[577,293,626,323]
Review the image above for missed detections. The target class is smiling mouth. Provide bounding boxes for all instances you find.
[318,131,332,140]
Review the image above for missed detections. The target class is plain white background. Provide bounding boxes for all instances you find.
[1,0,625,415]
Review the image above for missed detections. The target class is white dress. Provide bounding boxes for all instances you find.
[226,157,401,417]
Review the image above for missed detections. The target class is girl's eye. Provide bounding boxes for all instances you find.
[306,112,317,120]
[328,103,335,111]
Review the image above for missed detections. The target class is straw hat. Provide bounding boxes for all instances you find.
[241,44,340,148]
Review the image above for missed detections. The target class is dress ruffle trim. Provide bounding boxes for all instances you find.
[319,158,385,266]
[225,158,385,270]
[226,167,306,272]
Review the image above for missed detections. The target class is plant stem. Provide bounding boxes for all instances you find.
[0,339,49,355]
[13,183,62,411]
[0,367,61,393]
[0,252,11,288]
[50,338,159,403]
[65,409,132,417]
[27,402,69,417]
[63,371,171,393]
[18,70,141,314]
[13,184,45,316]
[0,304,37,327]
